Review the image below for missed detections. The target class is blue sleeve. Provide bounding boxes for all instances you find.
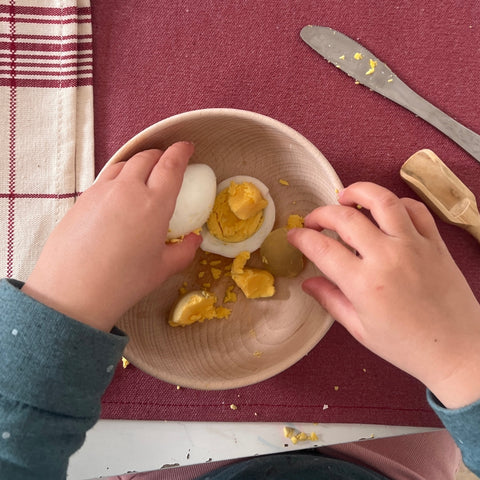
[428,390,480,476]
[0,278,128,480]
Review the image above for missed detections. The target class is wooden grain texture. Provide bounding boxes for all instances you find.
[401,149,480,242]
[105,108,343,390]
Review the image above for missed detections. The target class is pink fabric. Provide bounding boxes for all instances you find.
[320,430,461,480]
[105,430,460,480]
[94,0,480,426]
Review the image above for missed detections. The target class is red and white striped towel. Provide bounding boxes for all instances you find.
[0,0,94,281]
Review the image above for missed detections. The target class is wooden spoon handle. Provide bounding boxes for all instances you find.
[400,149,480,243]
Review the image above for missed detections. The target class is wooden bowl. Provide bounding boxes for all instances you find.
[106,109,343,390]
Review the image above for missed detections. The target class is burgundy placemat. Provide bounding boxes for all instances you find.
[95,0,480,427]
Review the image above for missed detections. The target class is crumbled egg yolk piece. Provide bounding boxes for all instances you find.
[231,251,275,299]
[210,267,222,280]
[169,291,231,327]
[283,426,318,444]
[223,285,237,303]
[279,179,289,186]
[365,59,377,75]
[354,52,363,60]
[207,182,266,242]
[167,236,184,244]
[287,214,304,229]
[122,357,129,369]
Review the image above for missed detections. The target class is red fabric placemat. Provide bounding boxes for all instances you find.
[95,0,480,427]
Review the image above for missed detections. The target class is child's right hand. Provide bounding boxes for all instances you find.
[288,182,480,410]
[22,144,201,333]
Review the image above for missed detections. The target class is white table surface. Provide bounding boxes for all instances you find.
[67,420,436,479]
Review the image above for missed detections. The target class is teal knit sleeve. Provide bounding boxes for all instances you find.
[427,390,480,476]
[0,278,128,480]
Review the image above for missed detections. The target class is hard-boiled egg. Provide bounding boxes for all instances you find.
[200,175,275,258]
[167,163,217,240]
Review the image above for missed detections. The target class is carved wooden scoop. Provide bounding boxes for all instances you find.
[400,149,480,243]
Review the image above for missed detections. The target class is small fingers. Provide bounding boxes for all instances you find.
[95,161,126,182]
[147,141,194,191]
[339,182,417,238]
[303,204,384,256]
[118,149,164,183]
[302,276,356,323]
[400,197,441,239]
[161,233,202,279]
[287,227,360,291]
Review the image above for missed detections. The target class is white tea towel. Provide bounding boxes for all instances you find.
[0,0,94,281]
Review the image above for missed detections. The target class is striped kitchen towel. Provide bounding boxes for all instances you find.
[0,0,94,281]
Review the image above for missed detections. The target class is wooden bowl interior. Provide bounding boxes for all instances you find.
[110,110,343,389]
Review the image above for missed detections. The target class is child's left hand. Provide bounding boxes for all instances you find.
[22,143,201,332]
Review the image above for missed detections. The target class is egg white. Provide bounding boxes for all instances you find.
[200,175,276,258]
[167,163,217,240]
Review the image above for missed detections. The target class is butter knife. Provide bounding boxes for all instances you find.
[300,25,480,164]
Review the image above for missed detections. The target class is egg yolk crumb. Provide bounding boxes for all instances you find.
[223,285,237,303]
[210,267,222,280]
[287,214,304,229]
[169,291,231,327]
[365,59,377,75]
[231,251,275,299]
[207,182,267,242]
[354,52,363,60]
[283,426,318,444]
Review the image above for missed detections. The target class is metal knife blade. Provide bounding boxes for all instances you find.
[300,25,480,164]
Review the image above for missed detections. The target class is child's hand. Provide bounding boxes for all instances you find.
[22,143,202,332]
[288,182,480,409]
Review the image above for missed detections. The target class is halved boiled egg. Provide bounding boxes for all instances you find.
[167,163,217,240]
[200,175,276,258]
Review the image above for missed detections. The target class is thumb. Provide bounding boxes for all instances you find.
[161,233,202,279]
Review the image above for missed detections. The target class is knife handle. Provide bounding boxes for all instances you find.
[400,149,480,243]
[384,79,480,163]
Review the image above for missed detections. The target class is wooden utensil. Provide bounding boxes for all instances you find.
[400,149,480,243]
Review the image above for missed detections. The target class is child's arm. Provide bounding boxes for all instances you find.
[288,182,480,474]
[0,144,201,479]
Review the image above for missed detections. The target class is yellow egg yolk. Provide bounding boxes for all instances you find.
[207,182,266,243]
[231,251,275,299]
[169,291,231,327]
[287,214,304,229]
[228,181,268,220]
